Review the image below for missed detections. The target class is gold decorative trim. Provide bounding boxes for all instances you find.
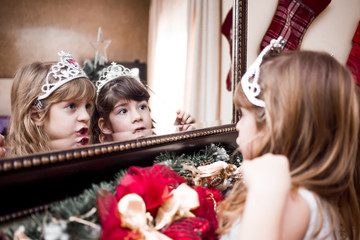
[0,124,236,173]
[232,0,247,123]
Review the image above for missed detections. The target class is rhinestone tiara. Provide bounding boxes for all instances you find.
[95,62,140,93]
[241,36,285,107]
[37,51,88,101]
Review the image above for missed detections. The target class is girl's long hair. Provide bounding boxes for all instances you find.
[218,51,360,239]
[7,62,96,156]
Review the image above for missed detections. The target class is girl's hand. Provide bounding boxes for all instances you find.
[174,110,196,131]
[0,134,6,158]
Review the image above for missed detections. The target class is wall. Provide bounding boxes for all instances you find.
[248,0,359,65]
[0,0,150,116]
[0,0,150,77]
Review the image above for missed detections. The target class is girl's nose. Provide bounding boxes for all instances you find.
[78,107,90,122]
[131,109,142,123]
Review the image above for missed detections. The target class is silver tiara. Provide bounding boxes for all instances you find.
[95,62,140,93]
[241,37,285,107]
[36,51,88,106]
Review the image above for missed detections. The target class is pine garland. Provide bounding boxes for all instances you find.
[2,144,242,239]
[82,59,111,82]
[155,143,242,178]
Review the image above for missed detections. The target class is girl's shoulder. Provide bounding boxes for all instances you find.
[280,187,311,240]
[282,188,340,240]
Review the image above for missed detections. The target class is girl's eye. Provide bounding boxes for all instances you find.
[139,103,148,110]
[118,108,127,114]
[66,103,76,109]
[85,103,93,110]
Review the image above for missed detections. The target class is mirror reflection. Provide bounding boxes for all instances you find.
[92,63,196,144]
[0,0,234,158]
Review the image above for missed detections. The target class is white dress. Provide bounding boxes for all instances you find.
[220,188,341,240]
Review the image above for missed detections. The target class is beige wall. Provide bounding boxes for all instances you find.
[0,0,150,78]
[248,0,360,65]
[0,0,150,116]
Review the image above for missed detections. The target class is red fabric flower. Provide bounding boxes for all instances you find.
[116,164,185,211]
[160,217,210,240]
[96,189,142,240]
[96,164,223,240]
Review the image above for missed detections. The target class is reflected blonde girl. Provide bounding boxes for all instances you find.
[7,52,96,156]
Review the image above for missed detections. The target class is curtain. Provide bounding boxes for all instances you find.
[184,0,221,124]
[148,0,222,131]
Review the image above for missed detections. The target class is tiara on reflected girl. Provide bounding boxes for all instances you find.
[241,37,285,107]
[34,51,88,109]
[95,62,140,93]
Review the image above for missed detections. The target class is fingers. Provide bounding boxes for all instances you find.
[174,110,196,125]
[0,134,6,158]
[0,147,6,158]
[176,124,196,132]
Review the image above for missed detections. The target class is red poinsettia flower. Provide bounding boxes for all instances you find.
[96,164,223,240]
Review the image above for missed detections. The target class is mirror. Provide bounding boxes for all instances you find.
[0,0,247,223]
[0,0,236,156]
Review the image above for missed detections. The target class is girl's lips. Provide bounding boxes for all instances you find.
[77,127,89,137]
[133,127,145,134]
[77,137,89,146]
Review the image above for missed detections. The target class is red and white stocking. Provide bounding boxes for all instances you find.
[346,21,360,86]
[260,0,331,50]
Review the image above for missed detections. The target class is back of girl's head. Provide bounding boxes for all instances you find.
[91,76,150,143]
[257,51,358,185]
[233,50,360,238]
[8,62,96,156]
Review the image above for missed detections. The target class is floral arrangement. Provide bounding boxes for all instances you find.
[1,144,242,240]
[97,164,223,240]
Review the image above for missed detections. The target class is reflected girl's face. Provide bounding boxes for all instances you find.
[106,99,153,141]
[44,99,93,150]
[235,107,258,159]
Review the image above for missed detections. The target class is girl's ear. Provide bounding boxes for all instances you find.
[98,117,113,134]
[31,106,43,126]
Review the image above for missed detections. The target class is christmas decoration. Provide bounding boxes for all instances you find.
[260,0,331,51]
[346,21,360,86]
[97,164,223,240]
[90,27,111,68]
[1,144,242,240]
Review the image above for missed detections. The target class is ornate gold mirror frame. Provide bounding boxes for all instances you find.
[0,0,247,223]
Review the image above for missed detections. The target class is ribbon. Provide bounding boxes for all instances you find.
[117,183,201,239]
[118,193,172,240]
[155,183,200,229]
[14,226,32,240]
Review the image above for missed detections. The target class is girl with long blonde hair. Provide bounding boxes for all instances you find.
[218,39,360,239]
[7,51,96,157]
